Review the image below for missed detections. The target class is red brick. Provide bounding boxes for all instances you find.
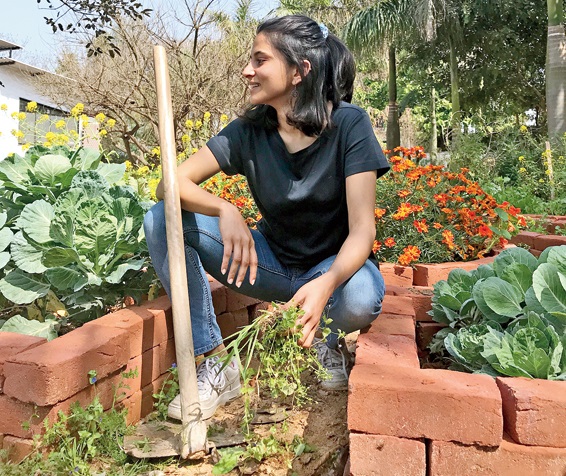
[348,364,502,446]
[139,374,170,419]
[534,234,566,250]
[217,312,236,340]
[120,390,143,425]
[0,332,46,389]
[381,295,415,318]
[356,333,419,368]
[127,346,161,389]
[3,325,129,405]
[2,435,34,463]
[429,434,566,476]
[497,377,566,448]
[0,394,51,438]
[510,231,540,249]
[411,293,433,322]
[349,433,425,476]
[209,278,227,314]
[412,256,497,287]
[159,338,177,375]
[416,322,446,351]
[138,295,174,349]
[367,314,415,340]
[249,302,270,321]
[530,249,543,257]
[82,307,146,358]
[380,263,413,287]
[225,288,261,312]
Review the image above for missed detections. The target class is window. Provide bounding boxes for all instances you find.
[18,98,78,146]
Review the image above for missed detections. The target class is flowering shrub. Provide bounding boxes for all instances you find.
[373,147,526,265]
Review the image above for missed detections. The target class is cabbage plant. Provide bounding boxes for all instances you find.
[429,246,566,380]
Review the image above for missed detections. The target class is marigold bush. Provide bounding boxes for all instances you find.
[373,146,526,265]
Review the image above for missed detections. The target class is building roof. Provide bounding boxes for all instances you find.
[0,39,22,52]
[0,57,56,76]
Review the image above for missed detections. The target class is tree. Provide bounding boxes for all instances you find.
[546,0,566,140]
[37,0,152,56]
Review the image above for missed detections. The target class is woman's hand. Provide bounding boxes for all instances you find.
[218,202,258,287]
[288,275,334,348]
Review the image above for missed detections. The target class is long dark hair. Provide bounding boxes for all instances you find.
[241,15,356,137]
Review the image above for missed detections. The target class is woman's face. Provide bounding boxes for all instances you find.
[242,33,298,109]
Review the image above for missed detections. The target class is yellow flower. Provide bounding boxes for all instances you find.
[81,114,89,128]
[7,152,14,158]
[99,129,108,137]
[519,125,528,133]
[125,160,132,171]
[194,120,202,130]
[70,130,79,139]
[71,103,84,117]
[139,165,150,176]
[519,167,526,173]
[38,114,49,123]
[55,119,66,129]
[106,118,116,128]
[26,101,38,113]
[181,134,190,144]
[95,112,106,123]
[1,104,7,111]
[518,156,524,162]
[22,143,31,150]
[11,129,24,138]
[220,114,228,123]
[203,111,211,120]
[177,152,186,161]
[151,147,160,157]
[185,119,194,129]
[191,147,198,154]
[148,177,160,201]
[545,169,551,175]
[539,178,545,183]
[17,112,26,121]
[45,131,56,141]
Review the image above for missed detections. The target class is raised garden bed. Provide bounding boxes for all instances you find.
[0,279,262,463]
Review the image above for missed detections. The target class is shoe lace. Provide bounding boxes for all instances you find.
[196,357,226,393]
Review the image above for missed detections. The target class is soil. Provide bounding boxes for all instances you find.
[131,337,357,476]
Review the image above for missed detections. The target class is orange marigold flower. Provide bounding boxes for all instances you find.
[384,237,396,248]
[477,224,493,237]
[372,241,382,253]
[508,205,521,217]
[499,237,509,247]
[410,204,424,213]
[517,215,527,227]
[397,189,411,198]
[413,219,429,233]
[441,207,453,215]
[392,203,412,220]
[433,222,443,230]
[398,245,421,266]
[434,194,449,206]
[442,229,455,250]
[374,208,387,219]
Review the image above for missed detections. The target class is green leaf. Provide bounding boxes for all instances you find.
[97,163,126,185]
[494,207,509,221]
[11,231,47,273]
[498,263,533,294]
[70,170,109,195]
[1,315,58,340]
[33,154,73,186]
[212,447,245,475]
[437,294,462,311]
[0,211,6,228]
[0,227,13,252]
[472,279,513,323]
[493,247,538,275]
[46,267,88,292]
[447,268,477,291]
[43,247,82,268]
[104,259,145,283]
[0,269,50,304]
[472,264,496,280]
[533,263,566,315]
[75,147,101,170]
[524,286,546,314]
[0,252,9,270]
[481,277,524,317]
[17,200,55,244]
[546,246,566,275]
[0,157,32,184]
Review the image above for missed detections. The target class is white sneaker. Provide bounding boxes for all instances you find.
[167,356,241,421]
[313,338,354,390]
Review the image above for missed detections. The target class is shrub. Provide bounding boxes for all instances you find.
[373,146,526,265]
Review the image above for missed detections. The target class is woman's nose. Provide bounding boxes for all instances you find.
[242,61,254,78]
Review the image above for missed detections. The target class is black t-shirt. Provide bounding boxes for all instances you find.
[207,102,390,269]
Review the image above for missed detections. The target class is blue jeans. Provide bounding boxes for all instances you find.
[143,201,385,354]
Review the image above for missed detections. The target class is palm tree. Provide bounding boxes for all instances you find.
[546,0,566,140]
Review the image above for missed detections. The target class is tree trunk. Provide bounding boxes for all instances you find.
[449,36,461,147]
[386,46,400,152]
[546,0,566,141]
[430,86,437,163]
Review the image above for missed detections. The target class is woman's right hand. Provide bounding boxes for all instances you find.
[218,202,258,287]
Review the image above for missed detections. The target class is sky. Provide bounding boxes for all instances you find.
[0,0,278,71]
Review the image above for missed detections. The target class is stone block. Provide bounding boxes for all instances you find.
[534,234,566,251]
[412,256,497,287]
[348,364,502,446]
[138,296,174,349]
[349,433,426,476]
[381,296,415,318]
[416,322,446,351]
[356,333,419,368]
[2,435,34,463]
[497,377,566,448]
[367,314,415,340]
[380,263,413,287]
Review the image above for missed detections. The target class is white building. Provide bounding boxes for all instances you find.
[0,39,78,159]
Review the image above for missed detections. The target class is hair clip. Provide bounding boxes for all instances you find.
[319,23,329,39]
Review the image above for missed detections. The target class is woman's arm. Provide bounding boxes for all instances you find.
[156,146,258,287]
[292,170,377,347]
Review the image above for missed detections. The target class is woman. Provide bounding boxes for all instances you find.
[144,15,389,421]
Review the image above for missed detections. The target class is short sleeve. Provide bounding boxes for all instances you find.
[206,119,245,176]
[343,109,390,179]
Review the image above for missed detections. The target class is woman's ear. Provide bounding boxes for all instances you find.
[292,59,312,85]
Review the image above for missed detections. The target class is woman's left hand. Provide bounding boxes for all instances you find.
[287,275,334,348]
